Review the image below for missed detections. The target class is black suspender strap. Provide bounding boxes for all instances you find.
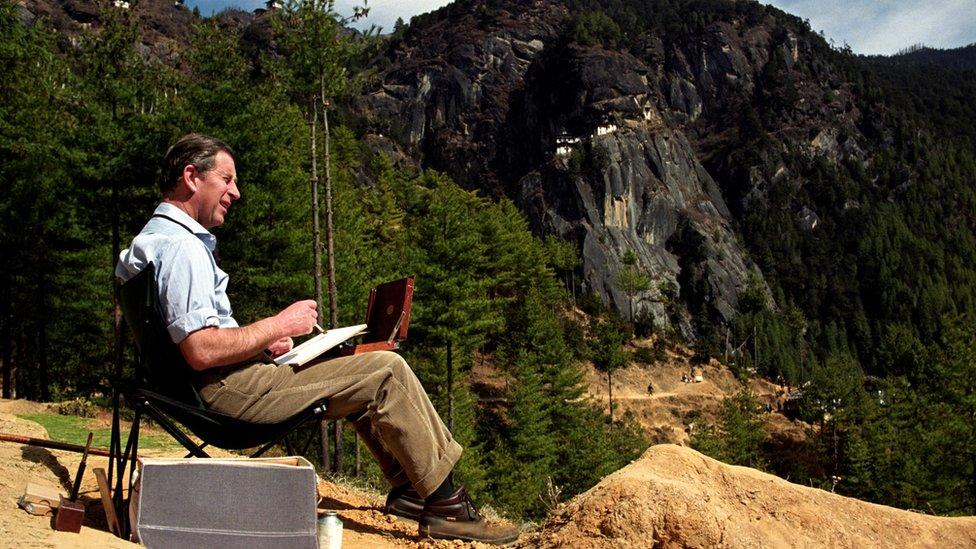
[151,213,195,235]
[151,213,220,264]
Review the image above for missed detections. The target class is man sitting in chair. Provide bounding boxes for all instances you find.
[116,133,517,545]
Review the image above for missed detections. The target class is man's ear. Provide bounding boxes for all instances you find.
[182,164,199,193]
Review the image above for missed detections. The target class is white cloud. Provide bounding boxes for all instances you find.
[334,0,453,33]
[766,0,976,55]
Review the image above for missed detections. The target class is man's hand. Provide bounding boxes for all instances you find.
[180,299,318,371]
[267,337,294,358]
[275,300,319,337]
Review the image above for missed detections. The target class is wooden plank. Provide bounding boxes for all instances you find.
[93,467,121,538]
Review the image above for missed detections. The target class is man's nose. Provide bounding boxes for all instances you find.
[229,181,241,200]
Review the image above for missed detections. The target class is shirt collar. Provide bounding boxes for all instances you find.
[153,202,218,250]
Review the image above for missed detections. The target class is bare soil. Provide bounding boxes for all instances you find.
[0,400,508,548]
[580,341,795,445]
[527,444,976,548]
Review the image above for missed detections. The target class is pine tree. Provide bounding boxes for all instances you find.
[924,318,976,513]
[543,236,578,302]
[273,0,360,471]
[691,388,767,469]
[591,316,628,427]
[616,262,650,323]
[76,0,150,398]
[0,3,99,398]
[486,362,556,518]
[405,173,502,431]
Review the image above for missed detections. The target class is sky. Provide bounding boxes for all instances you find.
[186,0,976,56]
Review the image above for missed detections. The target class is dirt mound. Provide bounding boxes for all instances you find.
[529,444,976,548]
[0,399,56,416]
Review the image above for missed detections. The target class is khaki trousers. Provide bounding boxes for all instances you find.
[195,351,462,498]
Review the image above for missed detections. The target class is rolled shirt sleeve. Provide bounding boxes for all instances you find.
[117,203,239,345]
[156,239,222,344]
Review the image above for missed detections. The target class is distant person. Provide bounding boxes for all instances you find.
[115,134,517,545]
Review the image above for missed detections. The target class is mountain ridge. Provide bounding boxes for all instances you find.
[355,0,880,338]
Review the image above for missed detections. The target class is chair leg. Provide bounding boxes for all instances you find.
[249,413,327,458]
[113,399,143,541]
[108,387,122,508]
[107,388,125,539]
[143,403,210,458]
[298,426,319,456]
[251,436,284,458]
[185,442,210,459]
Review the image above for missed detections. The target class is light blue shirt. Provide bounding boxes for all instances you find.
[116,202,239,344]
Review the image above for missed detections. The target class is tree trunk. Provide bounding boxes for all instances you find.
[571,270,576,305]
[607,369,613,429]
[310,100,323,330]
[1,266,11,398]
[354,434,361,477]
[38,278,49,402]
[113,178,124,407]
[17,331,30,400]
[319,419,330,473]
[322,97,343,474]
[322,98,337,332]
[110,97,125,406]
[331,420,343,475]
[447,341,454,433]
[753,324,758,367]
[310,99,331,474]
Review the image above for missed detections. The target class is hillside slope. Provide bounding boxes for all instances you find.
[530,444,976,548]
[577,342,792,444]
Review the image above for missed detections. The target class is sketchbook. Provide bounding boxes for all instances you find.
[273,324,368,367]
[272,275,416,366]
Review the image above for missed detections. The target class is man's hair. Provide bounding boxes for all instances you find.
[160,133,235,194]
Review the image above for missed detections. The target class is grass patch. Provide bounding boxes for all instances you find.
[17,413,182,451]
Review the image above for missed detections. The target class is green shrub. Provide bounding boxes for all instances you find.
[632,345,665,364]
[56,398,98,418]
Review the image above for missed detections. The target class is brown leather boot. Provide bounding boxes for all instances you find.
[384,486,424,521]
[418,486,519,545]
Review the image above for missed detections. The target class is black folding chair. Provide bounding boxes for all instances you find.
[110,263,327,538]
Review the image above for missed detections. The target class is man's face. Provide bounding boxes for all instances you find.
[191,151,240,229]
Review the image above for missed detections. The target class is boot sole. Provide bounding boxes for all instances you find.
[419,523,520,545]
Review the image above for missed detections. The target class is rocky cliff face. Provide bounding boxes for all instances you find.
[19,0,200,61]
[18,0,266,63]
[357,0,870,336]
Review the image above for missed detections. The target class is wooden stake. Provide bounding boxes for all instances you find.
[94,468,121,537]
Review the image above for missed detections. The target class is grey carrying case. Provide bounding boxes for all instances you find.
[132,457,318,548]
